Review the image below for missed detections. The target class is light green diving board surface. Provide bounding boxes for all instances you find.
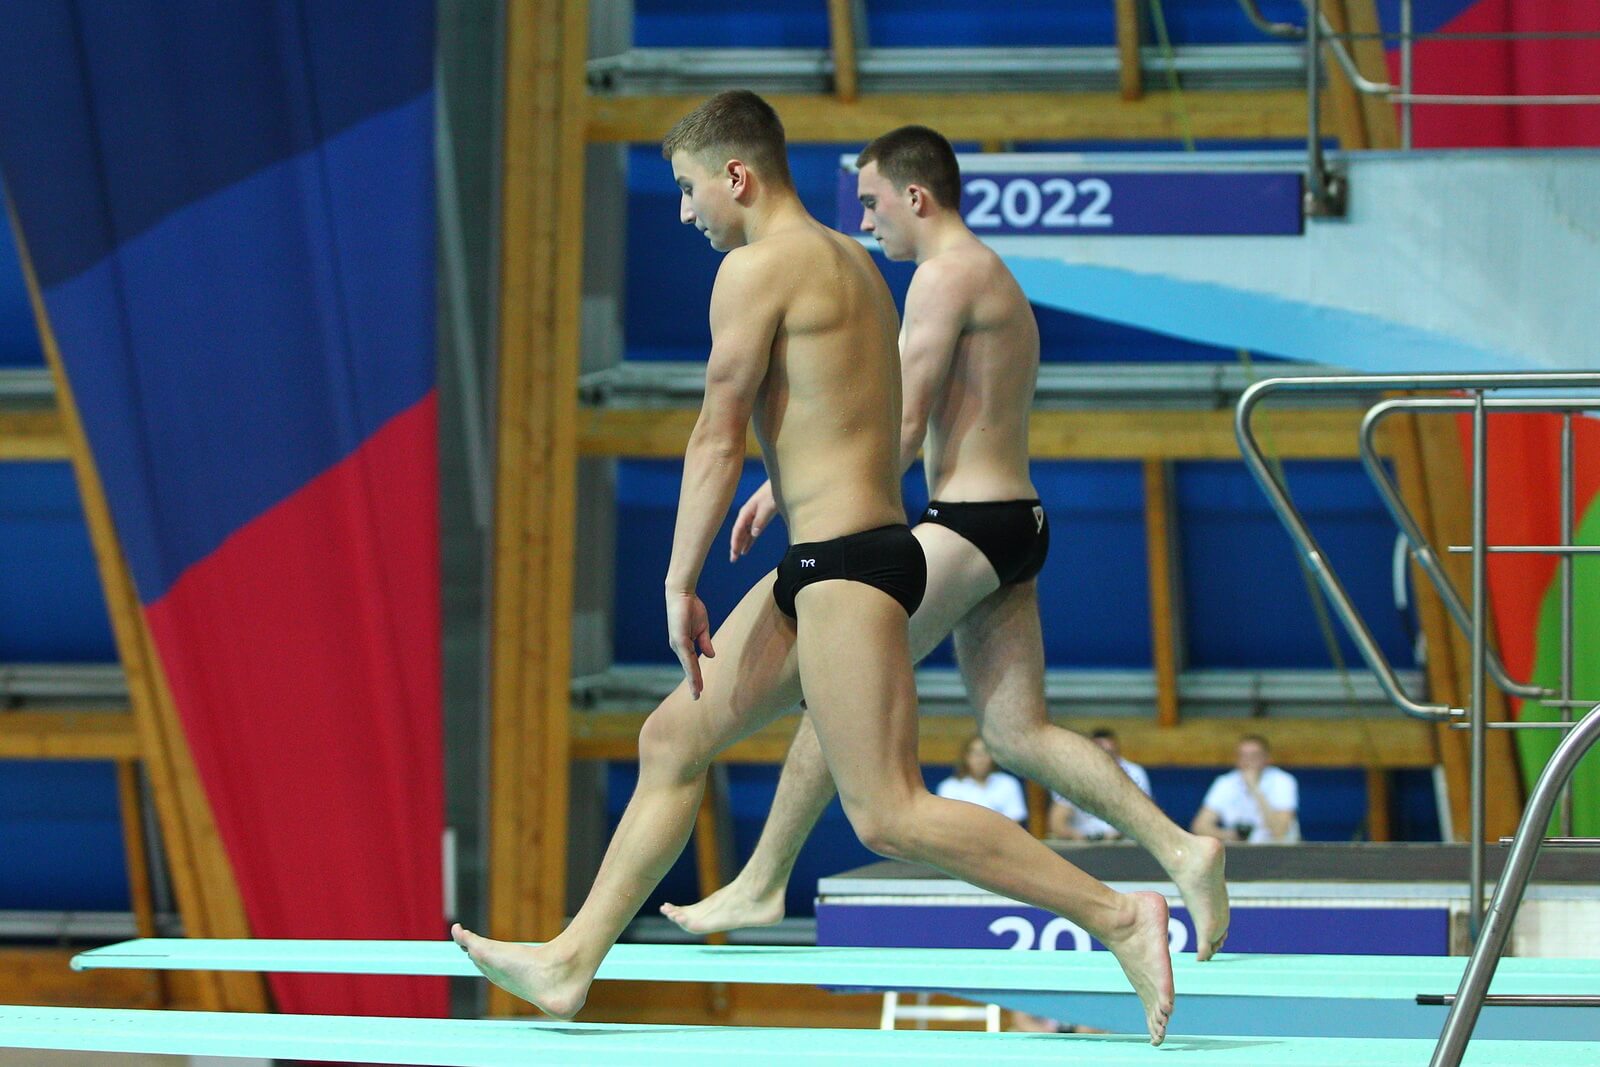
[72,938,1599,999]
[70,940,1600,1041]
[1,1007,1595,1067]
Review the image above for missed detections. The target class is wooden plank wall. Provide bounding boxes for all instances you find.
[485,0,589,1017]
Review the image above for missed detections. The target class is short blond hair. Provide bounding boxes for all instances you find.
[661,90,793,188]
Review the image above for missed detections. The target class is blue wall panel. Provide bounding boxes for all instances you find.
[0,213,43,368]
[0,464,117,662]
[1177,461,1416,670]
[0,762,127,910]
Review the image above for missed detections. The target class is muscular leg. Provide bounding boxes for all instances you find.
[663,524,997,934]
[452,572,803,1017]
[956,580,1230,961]
[796,579,1173,1045]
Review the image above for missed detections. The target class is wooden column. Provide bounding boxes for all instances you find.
[115,760,168,1005]
[1366,768,1392,842]
[1392,409,1524,840]
[9,200,265,1013]
[826,0,860,103]
[487,0,587,1016]
[1320,0,1401,151]
[1143,460,1184,728]
[1026,779,1050,839]
[1115,0,1144,102]
[115,761,159,940]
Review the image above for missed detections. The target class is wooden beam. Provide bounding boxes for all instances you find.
[1315,0,1402,151]
[0,408,70,460]
[1389,411,1471,840]
[1411,410,1524,840]
[581,406,1404,461]
[0,949,162,1009]
[1366,767,1392,842]
[1115,0,1145,102]
[1142,460,1183,728]
[488,0,587,1016]
[1315,0,1371,151]
[0,711,139,759]
[10,202,265,1014]
[1025,779,1050,839]
[826,0,860,103]
[571,713,1439,769]
[588,90,1322,143]
[116,758,165,1016]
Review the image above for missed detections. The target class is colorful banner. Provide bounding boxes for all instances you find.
[0,4,444,1017]
[1464,415,1600,835]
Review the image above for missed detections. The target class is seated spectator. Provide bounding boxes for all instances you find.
[1192,734,1301,844]
[936,735,1027,823]
[1048,728,1152,841]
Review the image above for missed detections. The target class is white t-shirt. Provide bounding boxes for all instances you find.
[1201,766,1301,843]
[936,772,1028,823]
[1050,758,1151,839]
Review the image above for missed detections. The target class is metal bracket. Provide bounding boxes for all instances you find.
[1305,159,1347,218]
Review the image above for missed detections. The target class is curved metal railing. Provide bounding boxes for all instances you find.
[1235,372,1600,719]
[1430,701,1600,1066]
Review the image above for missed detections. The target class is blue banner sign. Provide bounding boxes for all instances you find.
[817,903,1449,956]
[836,168,1305,237]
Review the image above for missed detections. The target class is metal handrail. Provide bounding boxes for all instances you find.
[1356,397,1600,702]
[1234,373,1600,722]
[1430,703,1600,1067]
[1242,0,1600,103]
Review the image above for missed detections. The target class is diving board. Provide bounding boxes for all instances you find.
[70,939,1600,1041]
[2,1006,1595,1066]
[72,938,1599,999]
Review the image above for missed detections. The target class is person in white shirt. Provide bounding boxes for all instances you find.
[936,735,1028,823]
[1192,735,1300,844]
[1050,729,1152,841]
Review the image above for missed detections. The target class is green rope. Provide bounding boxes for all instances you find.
[1237,348,1363,716]
[1146,0,1196,151]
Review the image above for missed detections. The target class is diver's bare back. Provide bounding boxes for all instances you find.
[750,222,904,544]
[920,237,1040,502]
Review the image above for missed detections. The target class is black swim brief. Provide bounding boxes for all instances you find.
[773,523,927,620]
[919,498,1050,585]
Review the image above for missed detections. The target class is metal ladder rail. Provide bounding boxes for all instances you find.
[1242,374,1600,937]
[1363,394,1598,894]
[1429,702,1600,1067]
[1235,373,1600,721]
[1235,372,1600,721]
[1356,395,1596,703]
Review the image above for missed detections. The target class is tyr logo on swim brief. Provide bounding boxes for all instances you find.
[801,559,816,568]
[1033,506,1045,532]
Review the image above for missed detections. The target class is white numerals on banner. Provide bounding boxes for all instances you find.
[985,913,1190,952]
[964,177,1113,230]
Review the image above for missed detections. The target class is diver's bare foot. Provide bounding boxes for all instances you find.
[1102,892,1175,1046]
[660,880,785,936]
[1170,835,1229,961]
[451,923,591,1019]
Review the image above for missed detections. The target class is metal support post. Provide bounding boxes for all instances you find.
[1468,390,1487,937]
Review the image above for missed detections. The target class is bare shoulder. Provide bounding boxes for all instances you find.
[908,244,988,307]
[712,240,793,304]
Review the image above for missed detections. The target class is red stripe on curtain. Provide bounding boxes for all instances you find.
[147,393,445,1017]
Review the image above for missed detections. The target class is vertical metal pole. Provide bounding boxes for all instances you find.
[1305,0,1325,214]
[1469,390,1487,939]
[1430,703,1600,1067]
[1560,413,1576,837]
[1400,0,1414,149]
